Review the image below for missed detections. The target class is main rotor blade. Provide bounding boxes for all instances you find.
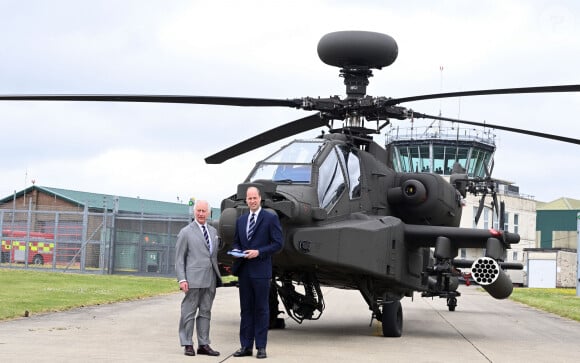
[499,201,506,229]
[0,94,299,107]
[413,112,580,145]
[385,84,580,105]
[492,192,500,220]
[205,113,327,164]
[474,196,486,225]
[484,159,493,179]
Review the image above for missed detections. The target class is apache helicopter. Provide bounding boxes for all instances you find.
[1,31,580,337]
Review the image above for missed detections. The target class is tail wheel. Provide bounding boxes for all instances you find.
[381,300,403,337]
[32,254,44,265]
[447,297,457,311]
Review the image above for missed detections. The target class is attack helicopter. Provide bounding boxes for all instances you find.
[1,31,579,337]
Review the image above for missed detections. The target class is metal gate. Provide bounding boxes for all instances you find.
[111,214,190,275]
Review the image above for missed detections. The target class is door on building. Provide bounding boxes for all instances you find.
[527,259,557,288]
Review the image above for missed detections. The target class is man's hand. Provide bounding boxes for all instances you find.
[179,281,189,293]
[244,249,260,259]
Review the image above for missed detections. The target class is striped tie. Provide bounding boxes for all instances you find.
[202,225,211,251]
[247,213,256,240]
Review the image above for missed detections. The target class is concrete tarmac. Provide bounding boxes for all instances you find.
[1,284,579,362]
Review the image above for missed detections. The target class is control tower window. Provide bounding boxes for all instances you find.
[467,149,493,178]
[450,147,469,173]
[395,145,429,172]
[433,145,470,175]
[433,146,445,174]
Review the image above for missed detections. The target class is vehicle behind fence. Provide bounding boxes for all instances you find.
[0,207,191,276]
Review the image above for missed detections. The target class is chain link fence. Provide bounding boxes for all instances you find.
[1,207,191,276]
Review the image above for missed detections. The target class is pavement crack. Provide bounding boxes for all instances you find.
[428,300,493,363]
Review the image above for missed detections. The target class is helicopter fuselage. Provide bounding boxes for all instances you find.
[217,134,477,293]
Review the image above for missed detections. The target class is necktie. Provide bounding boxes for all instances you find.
[247,213,256,240]
[202,225,211,251]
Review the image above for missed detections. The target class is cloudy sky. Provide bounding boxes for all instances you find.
[1,0,579,207]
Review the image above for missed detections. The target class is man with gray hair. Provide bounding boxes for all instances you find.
[175,200,222,357]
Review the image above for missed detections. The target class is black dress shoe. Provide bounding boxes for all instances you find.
[233,347,253,357]
[184,345,195,356]
[197,344,220,356]
[257,348,267,359]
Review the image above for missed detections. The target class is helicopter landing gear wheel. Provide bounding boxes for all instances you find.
[381,300,403,337]
[447,297,457,311]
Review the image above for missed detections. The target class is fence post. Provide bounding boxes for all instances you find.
[24,199,32,268]
[100,207,107,273]
[52,212,59,270]
[0,210,3,264]
[80,203,89,272]
[576,212,580,297]
[108,197,119,274]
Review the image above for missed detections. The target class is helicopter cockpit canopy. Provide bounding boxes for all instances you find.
[319,143,361,209]
[248,139,362,210]
[248,140,323,184]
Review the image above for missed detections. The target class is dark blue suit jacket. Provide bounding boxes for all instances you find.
[232,209,283,278]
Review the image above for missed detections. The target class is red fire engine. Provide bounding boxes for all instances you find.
[1,230,55,265]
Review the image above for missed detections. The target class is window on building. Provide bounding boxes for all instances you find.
[504,212,510,232]
[492,208,499,230]
[512,251,518,261]
[467,149,493,178]
[483,208,489,229]
[460,248,466,258]
[394,145,430,173]
[432,145,445,174]
[513,214,519,234]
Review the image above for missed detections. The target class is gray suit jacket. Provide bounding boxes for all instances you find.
[175,221,221,288]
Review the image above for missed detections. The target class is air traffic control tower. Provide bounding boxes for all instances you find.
[384,123,496,179]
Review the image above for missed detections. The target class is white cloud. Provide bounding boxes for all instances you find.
[1,0,579,205]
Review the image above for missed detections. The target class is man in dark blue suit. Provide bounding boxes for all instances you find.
[232,186,283,359]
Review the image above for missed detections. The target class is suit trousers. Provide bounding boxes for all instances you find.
[238,268,271,349]
[178,280,216,346]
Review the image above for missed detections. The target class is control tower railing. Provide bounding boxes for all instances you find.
[385,124,496,147]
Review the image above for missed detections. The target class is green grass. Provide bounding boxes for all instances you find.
[0,268,237,321]
[509,287,580,322]
[0,268,179,320]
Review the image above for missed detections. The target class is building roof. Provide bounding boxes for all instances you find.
[0,185,193,216]
[537,197,580,211]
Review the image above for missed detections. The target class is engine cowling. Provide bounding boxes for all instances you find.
[387,173,463,227]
